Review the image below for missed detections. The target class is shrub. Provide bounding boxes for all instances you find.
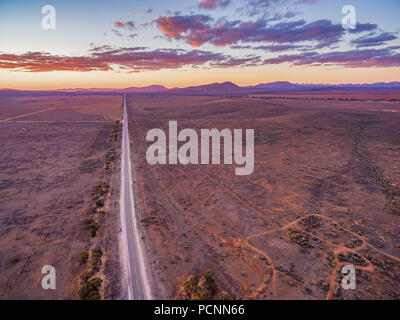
[78,251,89,264]
[216,291,231,300]
[105,150,115,162]
[203,270,217,295]
[289,230,313,248]
[189,276,199,287]
[91,246,103,271]
[10,256,20,264]
[181,270,225,300]
[92,246,103,258]
[95,198,104,208]
[91,258,101,271]
[80,270,94,284]
[78,278,103,300]
[183,281,192,294]
[389,198,400,215]
[84,218,100,237]
[93,182,109,196]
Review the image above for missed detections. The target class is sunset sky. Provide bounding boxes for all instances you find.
[0,0,399,89]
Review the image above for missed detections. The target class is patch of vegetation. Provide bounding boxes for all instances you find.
[77,123,118,299]
[326,252,335,267]
[288,229,313,248]
[361,156,393,193]
[337,252,345,262]
[78,277,103,300]
[215,291,231,300]
[105,120,120,172]
[113,121,120,140]
[10,256,20,264]
[105,148,116,162]
[141,215,161,227]
[108,120,120,143]
[77,121,120,299]
[95,198,104,208]
[91,246,103,271]
[78,251,89,264]
[203,270,218,296]
[184,276,201,295]
[337,252,367,267]
[182,270,230,300]
[91,182,109,212]
[93,182,109,197]
[300,215,321,228]
[345,238,363,249]
[389,198,400,216]
[317,280,330,293]
[78,245,105,299]
[358,150,400,215]
[276,265,302,282]
[104,146,117,173]
[79,159,102,172]
[80,270,94,283]
[84,218,100,237]
[365,254,384,267]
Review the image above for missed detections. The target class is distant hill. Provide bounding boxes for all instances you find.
[169,82,243,95]
[246,81,304,90]
[334,82,400,89]
[124,85,168,93]
[2,81,400,96]
[167,81,400,95]
[249,81,400,91]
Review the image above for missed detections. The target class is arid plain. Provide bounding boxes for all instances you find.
[0,92,399,300]
[0,94,123,299]
[127,94,400,300]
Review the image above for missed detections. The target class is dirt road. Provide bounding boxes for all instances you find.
[119,93,152,300]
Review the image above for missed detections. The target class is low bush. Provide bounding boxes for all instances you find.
[84,218,100,237]
[80,270,94,284]
[78,251,89,264]
[389,198,400,215]
[95,198,104,208]
[78,278,103,300]
[91,246,103,271]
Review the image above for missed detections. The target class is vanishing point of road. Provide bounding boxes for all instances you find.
[120,93,152,300]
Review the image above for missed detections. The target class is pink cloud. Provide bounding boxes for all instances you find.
[263,48,400,68]
[0,48,261,73]
[113,20,135,30]
[155,14,378,48]
[198,0,230,10]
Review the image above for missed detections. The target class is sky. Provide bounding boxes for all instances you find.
[0,0,399,89]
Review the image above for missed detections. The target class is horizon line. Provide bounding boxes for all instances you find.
[2,80,400,92]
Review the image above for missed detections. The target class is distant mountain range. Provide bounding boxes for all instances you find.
[245,81,400,91]
[124,85,169,93]
[2,81,400,96]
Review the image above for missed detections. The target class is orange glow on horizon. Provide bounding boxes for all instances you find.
[1,65,400,90]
